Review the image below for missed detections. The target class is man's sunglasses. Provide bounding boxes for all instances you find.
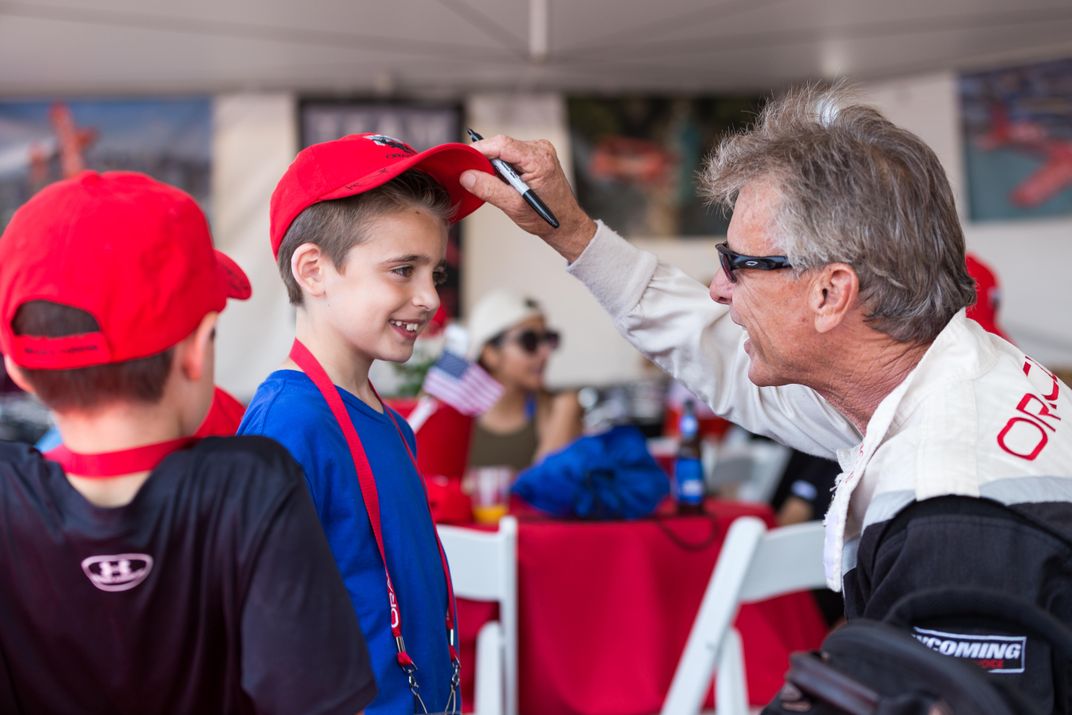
[716,242,793,283]
[496,329,561,354]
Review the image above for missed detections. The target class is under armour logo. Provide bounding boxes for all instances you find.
[81,554,153,592]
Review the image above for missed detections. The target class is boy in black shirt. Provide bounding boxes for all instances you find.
[0,171,376,714]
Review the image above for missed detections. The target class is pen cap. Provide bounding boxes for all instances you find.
[270,132,494,257]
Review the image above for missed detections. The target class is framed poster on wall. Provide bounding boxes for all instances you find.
[0,97,212,230]
[567,95,763,239]
[960,57,1072,223]
[298,99,466,319]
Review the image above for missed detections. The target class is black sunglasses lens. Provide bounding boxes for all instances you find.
[515,330,560,353]
[718,248,737,283]
[518,331,541,353]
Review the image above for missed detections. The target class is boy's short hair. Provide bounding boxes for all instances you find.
[269,132,493,260]
[276,171,454,305]
[12,301,174,411]
[0,171,250,411]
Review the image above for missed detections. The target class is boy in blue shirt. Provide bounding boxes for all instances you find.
[239,133,493,714]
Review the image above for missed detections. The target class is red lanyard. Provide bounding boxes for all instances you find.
[46,437,197,477]
[288,340,460,711]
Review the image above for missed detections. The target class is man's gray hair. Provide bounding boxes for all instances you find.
[701,83,975,344]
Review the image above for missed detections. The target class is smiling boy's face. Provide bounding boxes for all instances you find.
[319,206,448,367]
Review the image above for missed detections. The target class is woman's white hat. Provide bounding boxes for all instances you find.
[466,290,543,360]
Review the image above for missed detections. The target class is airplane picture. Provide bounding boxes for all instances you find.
[0,97,211,229]
[960,57,1072,222]
[976,105,1072,209]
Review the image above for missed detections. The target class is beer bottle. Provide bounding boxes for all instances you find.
[674,399,706,514]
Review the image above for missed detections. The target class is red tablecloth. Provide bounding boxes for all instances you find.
[456,501,829,715]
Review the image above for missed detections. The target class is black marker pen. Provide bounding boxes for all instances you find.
[466,128,560,229]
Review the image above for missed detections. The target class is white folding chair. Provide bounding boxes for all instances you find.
[660,516,828,715]
[437,516,518,715]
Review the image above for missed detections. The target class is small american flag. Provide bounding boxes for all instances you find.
[421,350,503,416]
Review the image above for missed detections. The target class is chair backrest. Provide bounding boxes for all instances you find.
[661,516,828,715]
[437,516,519,715]
[738,518,828,602]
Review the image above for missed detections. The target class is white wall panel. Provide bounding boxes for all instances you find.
[212,93,297,400]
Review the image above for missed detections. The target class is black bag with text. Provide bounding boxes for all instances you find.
[762,588,1072,715]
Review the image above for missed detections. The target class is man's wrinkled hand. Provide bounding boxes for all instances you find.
[461,135,597,262]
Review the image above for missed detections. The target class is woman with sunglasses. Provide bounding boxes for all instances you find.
[466,290,584,470]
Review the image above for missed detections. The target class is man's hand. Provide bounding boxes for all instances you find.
[460,135,598,263]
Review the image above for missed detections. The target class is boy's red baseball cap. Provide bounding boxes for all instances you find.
[965,253,1009,342]
[269,132,494,257]
[0,171,251,370]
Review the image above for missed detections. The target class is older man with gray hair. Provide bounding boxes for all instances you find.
[461,84,1072,706]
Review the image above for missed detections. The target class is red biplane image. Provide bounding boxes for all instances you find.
[960,57,1072,221]
[976,104,1072,209]
[0,98,211,229]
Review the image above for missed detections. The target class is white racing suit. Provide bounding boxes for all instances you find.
[570,222,1072,712]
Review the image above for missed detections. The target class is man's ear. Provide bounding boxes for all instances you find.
[177,312,219,382]
[3,355,33,395]
[291,243,329,299]
[811,263,859,334]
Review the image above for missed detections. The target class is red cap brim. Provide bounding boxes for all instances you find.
[215,251,251,301]
[319,142,493,224]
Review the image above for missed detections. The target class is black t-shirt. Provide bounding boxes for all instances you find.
[769,448,840,518]
[0,436,376,715]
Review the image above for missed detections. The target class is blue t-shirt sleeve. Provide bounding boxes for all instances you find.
[238,385,340,517]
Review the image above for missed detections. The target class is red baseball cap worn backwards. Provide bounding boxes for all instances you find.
[0,171,251,370]
[269,132,494,257]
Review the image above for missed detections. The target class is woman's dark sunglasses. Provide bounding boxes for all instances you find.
[716,242,793,283]
[498,329,561,354]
